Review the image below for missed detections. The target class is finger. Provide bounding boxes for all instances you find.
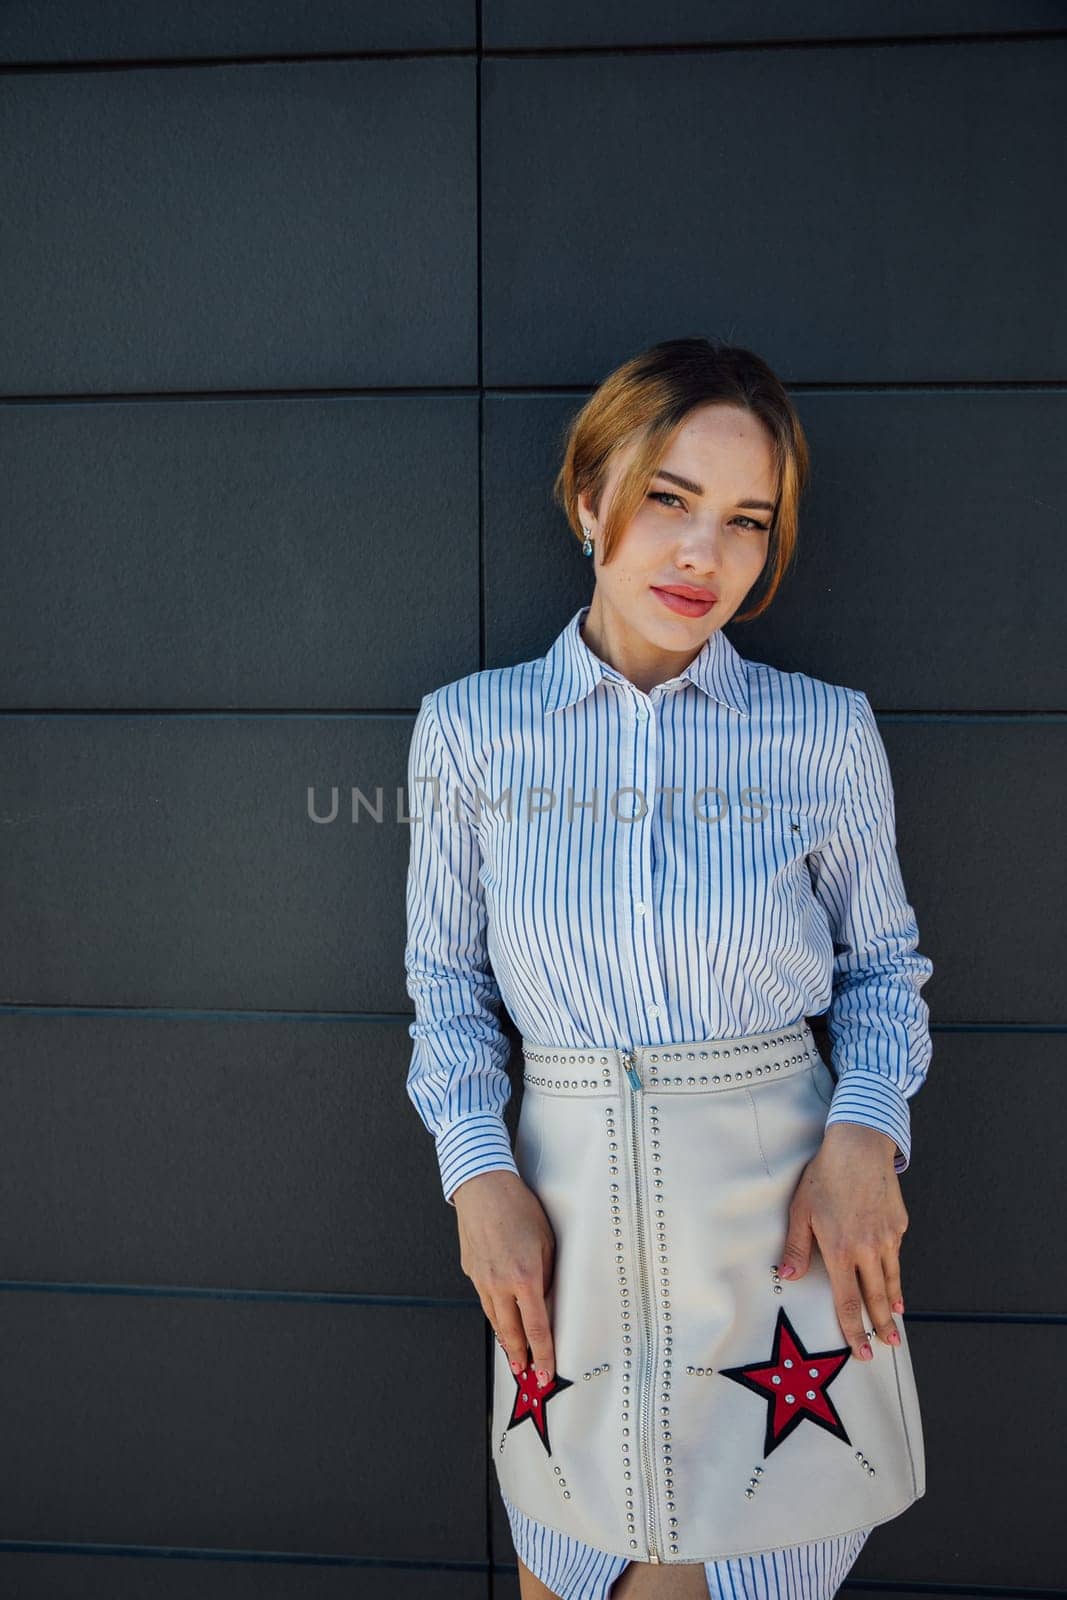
[856,1248,901,1349]
[778,1196,814,1281]
[489,1296,532,1376]
[823,1250,872,1361]
[883,1249,905,1317]
[514,1285,555,1389]
[488,1318,517,1365]
[477,1290,500,1347]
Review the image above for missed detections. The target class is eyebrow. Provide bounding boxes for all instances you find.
[653,469,776,512]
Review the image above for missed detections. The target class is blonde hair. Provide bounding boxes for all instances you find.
[552,336,810,622]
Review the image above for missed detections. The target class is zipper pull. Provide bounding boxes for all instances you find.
[623,1050,642,1090]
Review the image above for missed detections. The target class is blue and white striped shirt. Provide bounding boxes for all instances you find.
[403,603,931,1597]
[405,603,933,1208]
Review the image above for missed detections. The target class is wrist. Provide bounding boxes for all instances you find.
[820,1120,899,1164]
[452,1167,525,1205]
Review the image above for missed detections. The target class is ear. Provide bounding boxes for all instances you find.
[577,489,595,529]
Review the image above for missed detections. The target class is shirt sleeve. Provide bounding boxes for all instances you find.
[806,688,934,1174]
[403,689,521,1207]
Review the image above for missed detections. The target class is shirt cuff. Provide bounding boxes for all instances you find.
[436,1113,521,1207]
[823,1074,912,1174]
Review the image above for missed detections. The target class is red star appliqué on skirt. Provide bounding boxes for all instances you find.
[718,1305,852,1457]
[507,1366,574,1455]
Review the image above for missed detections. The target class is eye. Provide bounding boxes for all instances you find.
[648,491,770,533]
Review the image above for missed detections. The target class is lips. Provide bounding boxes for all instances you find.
[651,584,719,618]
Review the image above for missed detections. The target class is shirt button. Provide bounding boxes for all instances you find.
[634,902,647,915]
[646,1004,661,1019]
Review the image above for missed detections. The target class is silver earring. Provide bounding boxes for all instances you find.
[582,526,594,557]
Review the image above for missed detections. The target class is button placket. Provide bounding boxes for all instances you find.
[629,692,667,1032]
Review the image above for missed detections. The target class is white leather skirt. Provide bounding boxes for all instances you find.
[491,1021,925,1564]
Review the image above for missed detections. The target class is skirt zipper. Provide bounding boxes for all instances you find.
[624,1047,662,1563]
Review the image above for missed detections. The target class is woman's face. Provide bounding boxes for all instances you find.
[577,403,775,681]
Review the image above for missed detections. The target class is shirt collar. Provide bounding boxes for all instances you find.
[541,604,750,718]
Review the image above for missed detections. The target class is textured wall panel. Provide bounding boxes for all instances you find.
[0,1012,504,1301]
[481,41,1064,383]
[0,59,476,392]
[0,1554,486,1600]
[0,1,474,61]
[485,0,1065,48]
[0,1289,485,1561]
[0,714,413,1011]
[0,395,480,708]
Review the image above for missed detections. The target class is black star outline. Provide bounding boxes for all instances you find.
[718,1305,853,1457]
[506,1365,574,1456]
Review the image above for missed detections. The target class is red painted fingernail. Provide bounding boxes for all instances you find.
[510,1360,520,1374]
[888,1329,901,1344]
[779,1263,796,1279]
[536,1369,550,1387]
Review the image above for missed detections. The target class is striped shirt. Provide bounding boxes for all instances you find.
[403,602,931,1597]
[404,602,933,1205]
[499,1485,874,1600]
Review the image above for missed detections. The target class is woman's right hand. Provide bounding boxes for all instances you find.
[452,1168,557,1389]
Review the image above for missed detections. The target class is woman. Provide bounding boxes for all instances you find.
[404,337,933,1600]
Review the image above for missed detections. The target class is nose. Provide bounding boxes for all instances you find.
[675,519,724,571]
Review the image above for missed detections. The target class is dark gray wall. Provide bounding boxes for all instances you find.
[1,5,1064,1596]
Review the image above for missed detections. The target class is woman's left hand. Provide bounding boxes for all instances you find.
[778,1122,908,1362]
